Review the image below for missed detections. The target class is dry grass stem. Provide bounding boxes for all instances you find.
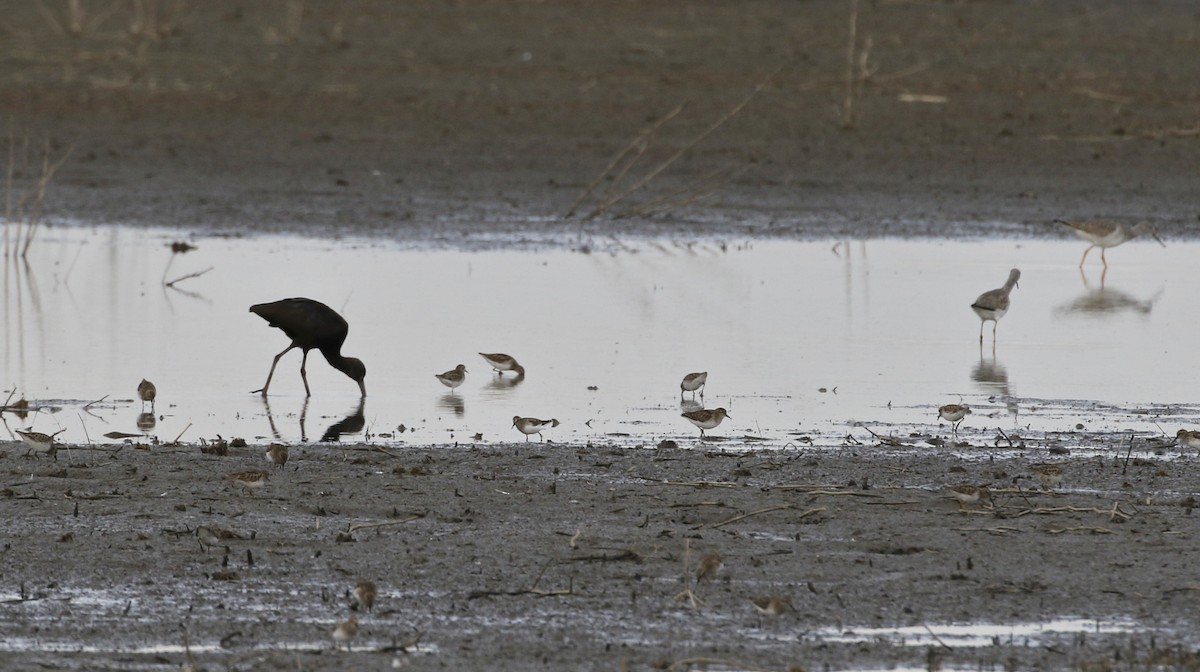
[566,103,684,217]
[584,65,782,220]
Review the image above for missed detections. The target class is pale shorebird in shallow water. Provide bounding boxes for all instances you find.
[681,407,730,438]
[138,379,157,412]
[1054,218,1164,269]
[937,404,971,437]
[435,364,468,392]
[1175,430,1200,452]
[480,353,524,377]
[680,372,707,400]
[971,268,1020,344]
[512,416,559,441]
[15,429,65,460]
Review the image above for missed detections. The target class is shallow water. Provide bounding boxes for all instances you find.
[2,226,1194,450]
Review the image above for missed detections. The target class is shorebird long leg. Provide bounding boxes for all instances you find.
[1079,244,1094,268]
[253,343,297,395]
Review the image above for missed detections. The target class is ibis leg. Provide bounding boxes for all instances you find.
[254,343,297,396]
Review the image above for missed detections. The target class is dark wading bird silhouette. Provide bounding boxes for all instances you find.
[250,298,367,397]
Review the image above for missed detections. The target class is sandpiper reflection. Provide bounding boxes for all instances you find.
[1055,268,1159,318]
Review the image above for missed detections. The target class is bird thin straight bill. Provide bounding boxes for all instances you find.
[250,298,367,397]
[970,268,1020,344]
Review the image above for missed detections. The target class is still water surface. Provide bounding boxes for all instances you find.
[1,227,1194,448]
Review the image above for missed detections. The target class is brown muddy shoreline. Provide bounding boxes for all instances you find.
[2,431,1198,671]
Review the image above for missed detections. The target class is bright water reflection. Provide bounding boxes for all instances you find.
[1,227,1195,448]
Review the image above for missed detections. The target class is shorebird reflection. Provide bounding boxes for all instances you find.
[438,393,465,416]
[971,347,1019,420]
[1055,269,1159,318]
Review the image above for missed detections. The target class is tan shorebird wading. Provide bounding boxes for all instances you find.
[512,416,559,442]
[680,372,707,400]
[138,379,157,412]
[435,364,468,392]
[1054,218,1164,269]
[681,407,730,438]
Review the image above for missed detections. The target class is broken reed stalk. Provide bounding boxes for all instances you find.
[584,64,783,220]
[841,0,859,129]
[618,164,749,219]
[566,103,685,217]
[3,134,75,260]
[165,266,213,287]
[21,139,75,258]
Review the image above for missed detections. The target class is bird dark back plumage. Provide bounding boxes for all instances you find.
[250,298,349,351]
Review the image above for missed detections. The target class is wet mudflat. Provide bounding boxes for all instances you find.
[2,430,1198,671]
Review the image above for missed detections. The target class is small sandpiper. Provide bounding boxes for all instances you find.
[749,596,793,626]
[695,553,724,583]
[512,416,559,442]
[681,407,730,438]
[354,580,378,613]
[680,372,708,400]
[937,404,971,436]
[1054,218,1164,269]
[15,429,65,460]
[435,364,468,392]
[946,484,990,510]
[1175,429,1200,452]
[971,268,1020,344]
[479,352,525,377]
[1030,463,1064,490]
[332,615,359,651]
[265,443,289,470]
[138,379,157,412]
[225,469,270,494]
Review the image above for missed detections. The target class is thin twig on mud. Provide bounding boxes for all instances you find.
[802,489,883,498]
[672,540,705,609]
[617,164,750,219]
[924,623,953,650]
[712,504,825,529]
[167,422,191,446]
[1046,526,1113,535]
[667,658,775,672]
[583,64,783,220]
[566,103,685,217]
[634,476,738,489]
[165,266,213,287]
[563,549,640,563]
[1122,434,1135,474]
[841,0,860,129]
[467,559,576,599]
[344,512,426,534]
[83,394,108,410]
[862,426,906,446]
[953,526,1021,535]
[1014,505,1131,520]
[668,500,727,509]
